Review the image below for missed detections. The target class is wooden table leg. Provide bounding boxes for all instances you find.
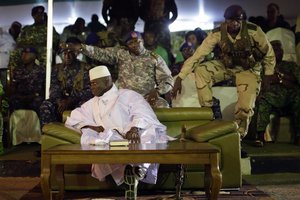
[55,164,65,200]
[209,153,222,200]
[204,164,211,199]
[40,154,51,200]
[175,164,185,200]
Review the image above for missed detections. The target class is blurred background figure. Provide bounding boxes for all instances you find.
[140,0,178,61]
[8,21,22,41]
[60,17,89,43]
[87,14,106,33]
[0,27,16,89]
[102,0,139,41]
[262,3,291,33]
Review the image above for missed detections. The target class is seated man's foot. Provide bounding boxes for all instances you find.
[124,165,146,181]
[241,149,248,158]
[132,166,147,180]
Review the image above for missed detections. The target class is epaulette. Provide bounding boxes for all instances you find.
[150,51,160,60]
[212,27,221,33]
[247,23,257,31]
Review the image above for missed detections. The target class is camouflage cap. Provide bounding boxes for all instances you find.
[224,5,246,20]
[31,5,45,16]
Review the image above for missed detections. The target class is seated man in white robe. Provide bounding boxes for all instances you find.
[65,65,172,197]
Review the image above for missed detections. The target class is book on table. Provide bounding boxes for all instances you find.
[109,139,129,147]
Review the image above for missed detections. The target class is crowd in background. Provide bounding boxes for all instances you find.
[0,0,299,154]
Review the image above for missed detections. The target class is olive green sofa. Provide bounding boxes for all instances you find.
[41,107,242,191]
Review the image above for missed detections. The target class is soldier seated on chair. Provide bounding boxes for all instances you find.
[254,40,300,147]
[9,47,45,117]
[39,37,93,128]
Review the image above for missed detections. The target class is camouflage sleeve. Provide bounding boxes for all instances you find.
[70,64,93,102]
[81,45,120,65]
[154,54,174,94]
[33,67,46,96]
[49,66,62,100]
[251,26,276,75]
[178,31,219,80]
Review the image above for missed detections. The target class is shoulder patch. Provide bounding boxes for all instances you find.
[212,27,221,33]
[247,23,257,31]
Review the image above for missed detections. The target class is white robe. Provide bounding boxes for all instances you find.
[65,84,172,185]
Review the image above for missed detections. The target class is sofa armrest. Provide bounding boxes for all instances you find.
[42,122,81,144]
[186,120,238,142]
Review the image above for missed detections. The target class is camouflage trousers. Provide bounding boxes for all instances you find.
[40,99,83,128]
[256,87,300,137]
[194,60,261,138]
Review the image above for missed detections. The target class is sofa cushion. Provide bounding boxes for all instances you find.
[186,120,238,142]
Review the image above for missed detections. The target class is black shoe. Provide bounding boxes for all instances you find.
[241,149,248,158]
[212,97,222,119]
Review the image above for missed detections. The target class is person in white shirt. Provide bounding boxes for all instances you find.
[65,65,172,196]
[0,27,16,87]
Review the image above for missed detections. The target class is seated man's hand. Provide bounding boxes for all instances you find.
[125,127,140,143]
[81,125,104,133]
[172,76,182,99]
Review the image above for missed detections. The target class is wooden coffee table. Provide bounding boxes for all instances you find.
[41,142,222,200]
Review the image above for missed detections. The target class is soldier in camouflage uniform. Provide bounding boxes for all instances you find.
[172,5,276,148]
[40,38,93,128]
[63,31,173,108]
[9,47,45,117]
[8,5,60,72]
[255,40,300,146]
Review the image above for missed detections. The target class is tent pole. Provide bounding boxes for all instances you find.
[46,0,53,99]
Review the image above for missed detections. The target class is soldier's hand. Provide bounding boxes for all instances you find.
[261,75,274,92]
[59,42,82,52]
[172,77,182,99]
[146,89,159,106]
[125,127,140,144]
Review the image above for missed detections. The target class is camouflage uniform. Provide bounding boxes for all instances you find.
[40,60,93,127]
[9,63,45,117]
[81,45,173,97]
[8,23,60,71]
[256,60,300,138]
[178,21,275,138]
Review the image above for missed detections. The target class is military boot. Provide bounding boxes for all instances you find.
[212,97,222,119]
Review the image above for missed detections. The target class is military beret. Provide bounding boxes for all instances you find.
[124,31,142,44]
[224,5,246,20]
[22,47,38,55]
[31,5,45,16]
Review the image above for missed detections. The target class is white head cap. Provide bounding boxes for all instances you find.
[89,65,111,80]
